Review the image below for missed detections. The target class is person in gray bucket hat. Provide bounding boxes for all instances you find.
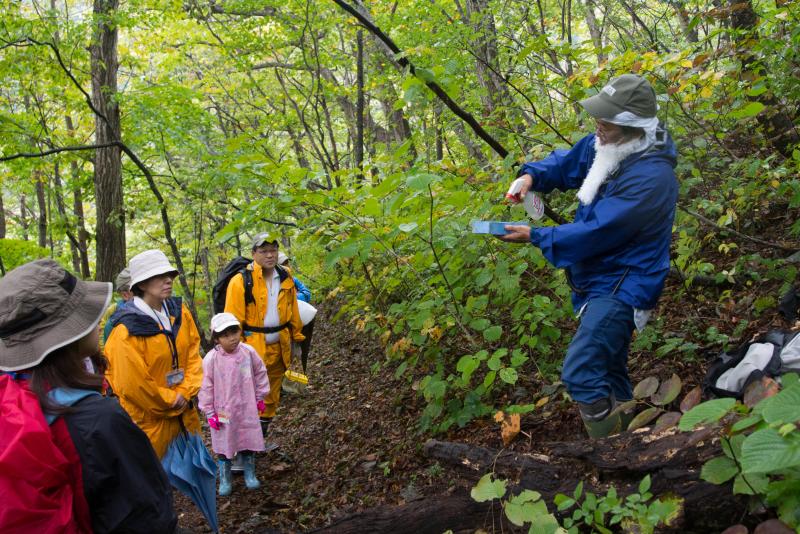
[0,259,178,532]
[499,74,679,439]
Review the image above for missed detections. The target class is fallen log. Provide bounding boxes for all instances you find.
[424,426,744,532]
[306,491,514,534]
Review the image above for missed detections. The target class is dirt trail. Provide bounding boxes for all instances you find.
[175,306,448,533]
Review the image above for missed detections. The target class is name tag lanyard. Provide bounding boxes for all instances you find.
[153,305,182,384]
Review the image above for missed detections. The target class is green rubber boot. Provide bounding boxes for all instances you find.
[579,397,622,439]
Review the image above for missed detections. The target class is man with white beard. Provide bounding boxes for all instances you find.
[501,74,678,438]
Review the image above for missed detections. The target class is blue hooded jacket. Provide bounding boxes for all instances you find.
[519,126,678,311]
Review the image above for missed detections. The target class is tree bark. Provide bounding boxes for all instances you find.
[91,0,125,282]
[582,0,606,64]
[0,188,5,239]
[20,194,29,241]
[727,0,800,157]
[51,162,83,273]
[355,29,365,180]
[35,171,48,249]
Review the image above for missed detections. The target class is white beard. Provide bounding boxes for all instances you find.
[576,137,647,205]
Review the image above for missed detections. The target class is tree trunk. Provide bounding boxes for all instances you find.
[65,115,92,279]
[583,0,606,64]
[91,0,125,282]
[20,194,29,241]
[727,0,800,157]
[670,0,698,42]
[0,188,5,239]
[35,171,47,249]
[52,162,83,273]
[355,29,365,181]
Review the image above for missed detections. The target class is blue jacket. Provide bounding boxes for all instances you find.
[294,277,311,303]
[519,127,678,311]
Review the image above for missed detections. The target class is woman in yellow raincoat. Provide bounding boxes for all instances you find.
[105,250,203,458]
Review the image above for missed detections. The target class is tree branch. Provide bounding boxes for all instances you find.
[0,142,121,162]
[330,0,566,224]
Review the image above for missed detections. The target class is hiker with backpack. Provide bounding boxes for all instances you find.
[221,233,304,439]
[104,249,204,458]
[499,74,679,438]
[198,312,270,495]
[0,259,177,533]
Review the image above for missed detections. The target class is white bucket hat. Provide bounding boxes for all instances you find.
[210,312,241,334]
[129,249,179,289]
[278,252,289,265]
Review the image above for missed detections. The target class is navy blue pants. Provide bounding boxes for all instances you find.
[561,296,636,404]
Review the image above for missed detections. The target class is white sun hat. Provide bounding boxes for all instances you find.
[129,249,179,289]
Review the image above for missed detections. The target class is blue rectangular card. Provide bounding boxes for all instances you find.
[471,220,528,235]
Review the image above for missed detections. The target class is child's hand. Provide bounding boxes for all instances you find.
[256,399,266,413]
[207,414,221,430]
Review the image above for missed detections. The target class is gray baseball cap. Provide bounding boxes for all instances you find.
[115,267,131,291]
[252,232,279,249]
[579,74,657,120]
[0,260,111,371]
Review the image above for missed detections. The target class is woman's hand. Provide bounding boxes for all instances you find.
[172,393,187,409]
[497,225,532,243]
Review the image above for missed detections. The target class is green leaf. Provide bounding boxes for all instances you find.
[700,456,739,484]
[504,490,543,526]
[483,325,502,342]
[398,222,418,233]
[678,398,737,431]
[471,473,507,502]
[638,475,651,494]
[651,373,682,405]
[406,173,437,190]
[634,377,659,399]
[728,101,765,119]
[740,428,800,474]
[733,472,769,495]
[415,67,437,83]
[761,383,800,424]
[721,434,746,459]
[499,367,519,384]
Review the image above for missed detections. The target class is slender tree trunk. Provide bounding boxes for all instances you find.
[670,0,698,42]
[20,194,29,241]
[52,162,82,272]
[64,116,92,278]
[0,189,6,239]
[35,172,47,249]
[91,0,125,282]
[583,0,606,64]
[355,29,365,181]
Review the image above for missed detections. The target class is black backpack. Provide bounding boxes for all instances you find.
[212,257,255,314]
[703,330,800,399]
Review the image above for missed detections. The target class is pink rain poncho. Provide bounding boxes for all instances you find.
[198,342,270,458]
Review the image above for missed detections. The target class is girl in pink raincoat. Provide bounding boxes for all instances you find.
[198,312,270,496]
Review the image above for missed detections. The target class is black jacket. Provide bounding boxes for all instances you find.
[63,395,177,534]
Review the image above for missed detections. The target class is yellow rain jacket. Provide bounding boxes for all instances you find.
[225,263,304,417]
[104,297,202,458]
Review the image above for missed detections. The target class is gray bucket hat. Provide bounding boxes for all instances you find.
[0,259,111,372]
[579,74,657,120]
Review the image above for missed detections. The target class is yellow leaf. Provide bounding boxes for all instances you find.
[535,396,550,408]
[700,86,713,98]
[494,410,505,422]
[681,59,693,68]
[501,413,521,445]
[771,179,780,188]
